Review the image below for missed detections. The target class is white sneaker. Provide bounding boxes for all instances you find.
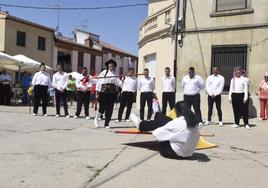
[204,121,210,126]
[33,113,37,116]
[86,116,90,120]
[115,119,120,123]
[55,114,60,118]
[105,126,110,129]
[73,115,78,119]
[152,99,160,113]
[66,115,70,118]
[44,114,48,117]
[126,119,130,122]
[130,113,141,129]
[219,122,223,127]
[232,124,240,128]
[245,124,251,130]
[94,118,99,128]
[198,122,203,126]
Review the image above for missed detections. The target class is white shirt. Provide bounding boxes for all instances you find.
[152,116,200,157]
[228,76,248,101]
[52,71,68,90]
[182,75,205,95]
[32,71,51,87]
[162,75,176,92]
[206,74,225,96]
[122,76,138,92]
[0,73,12,84]
[98,70,122,86]
[76,74,94,92]
[138,76,155,92]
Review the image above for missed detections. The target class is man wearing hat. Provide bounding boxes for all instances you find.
[94,59,122,128]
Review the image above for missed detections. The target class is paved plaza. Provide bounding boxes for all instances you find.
[0,105,267,188]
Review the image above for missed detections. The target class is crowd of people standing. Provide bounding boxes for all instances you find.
[1,59,268,130]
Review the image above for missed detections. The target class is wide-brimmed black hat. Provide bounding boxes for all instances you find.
[105,59,117,68]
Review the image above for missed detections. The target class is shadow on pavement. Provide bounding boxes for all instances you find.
[123,141,210,162]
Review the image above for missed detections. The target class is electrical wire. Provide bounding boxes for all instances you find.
[0,3,147,10]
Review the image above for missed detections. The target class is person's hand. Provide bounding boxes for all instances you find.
[211,94,215,98]
[243,99,247,104]
[256,92,258,96]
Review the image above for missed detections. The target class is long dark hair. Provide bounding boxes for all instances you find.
[174,101,198,128]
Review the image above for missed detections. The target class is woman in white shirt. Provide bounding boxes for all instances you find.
[31,63,51,116]
[130,101,200,159]
[228,67,250,130]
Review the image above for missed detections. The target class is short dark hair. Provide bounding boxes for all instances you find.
[82,67,87,71]
[128,67,135,71]
[40,63,46,68]
[165,67,170,70]
[189,67,195,71]
[144,68,149,72]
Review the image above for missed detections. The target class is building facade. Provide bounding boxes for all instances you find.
[0,11,54,68]
[139,0,268,117]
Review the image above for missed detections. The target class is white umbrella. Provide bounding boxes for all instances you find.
[0,52,20,70]
[12,54,52,71]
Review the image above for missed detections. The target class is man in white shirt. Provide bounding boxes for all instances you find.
[95,59,122,128]
[32,63,52,116]
[117,67,138,122]
[229,67,250,130]
[0,69,12,105]
[182,67,205,125]
[52,63,69,118]
[205,67,225,126]
[162,67,176,115]
[138,68,155,120]
[74,67,93,120]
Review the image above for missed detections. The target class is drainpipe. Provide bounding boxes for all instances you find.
[173,0,180,100]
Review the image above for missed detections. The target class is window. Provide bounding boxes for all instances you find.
[16,31,26,47]
[90,55,96,75]
[211,45,247,91]
[165,10,171,23]
[38,36,46,51]
[216,0,247,12]
[78,52,84,68]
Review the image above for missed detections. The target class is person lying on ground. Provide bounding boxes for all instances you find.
[130,101,200,159]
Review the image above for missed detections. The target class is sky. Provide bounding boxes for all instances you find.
[0,0,148,55]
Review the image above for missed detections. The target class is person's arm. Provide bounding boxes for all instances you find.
[31,73,37,87]
[47,74,52,89]
[51,74,56,89]
[172,77,176,91]
[228,78,233,101]
[205,77,212,96]
[214,76,225,96]
[152,78,155,91]
[152,119,185,142]
[63,74,68,90]
[243,79,248,103]
[137,78,141,91]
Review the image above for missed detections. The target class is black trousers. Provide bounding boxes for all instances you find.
[55,89,69,116]
[75,91,90,117]
[162,92,175,115]
[139,112,172,132]
[231,93,249,125]
[118,91,135,121]
[1,84,11,105]
[184,94,203,123]
[33,85,49,114]
[140,92,153,120]
[99,92,117,127]
[139,112,181,159]
[207,95,222,122]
